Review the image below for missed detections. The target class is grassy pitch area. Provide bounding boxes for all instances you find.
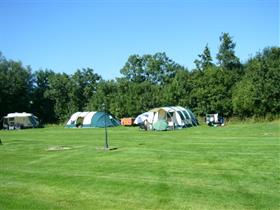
[0,121,279,209]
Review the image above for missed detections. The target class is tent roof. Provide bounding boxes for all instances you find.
[5,112,33,118]
[149,106,180,113]
[149,108,162,112]
[66,111,120,128]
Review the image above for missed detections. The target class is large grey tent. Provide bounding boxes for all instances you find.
[2,112,40,129]
[134,106,198,131]
[65,111,120,128]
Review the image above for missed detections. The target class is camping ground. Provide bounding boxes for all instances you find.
[0,121,279,209]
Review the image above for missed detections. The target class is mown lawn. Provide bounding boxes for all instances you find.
[0,121,279,209]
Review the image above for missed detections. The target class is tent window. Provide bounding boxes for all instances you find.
[182,111,190,119]
[167,112,174,121]
[178,111,185,120]
[9,117,15,122]
[189,112,196,119]
[8,117,15,126]
[168,112,174,117]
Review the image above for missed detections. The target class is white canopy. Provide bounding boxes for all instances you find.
[134,112,154,124]
[6,112,33,118]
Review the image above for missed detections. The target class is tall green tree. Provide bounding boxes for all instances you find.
[72,68,101,110]
[86,79,117,113]
[0,53,33,119]
[145,52,182,85]
[120,52,182,85]
[216,32,241,70]
[45,73,78,122]
[189,66,239,116]
[194,44,213,71]
[32,70,57,123]
[233,47,280,118]
[120,55,146,83]
[164,69,192,107]
[87,78,162,118]
[125,81,161,116]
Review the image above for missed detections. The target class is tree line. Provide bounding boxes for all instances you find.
[0,33,279,124]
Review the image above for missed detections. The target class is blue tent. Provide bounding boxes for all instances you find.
[91,112,120,128]
[66,111,120,128]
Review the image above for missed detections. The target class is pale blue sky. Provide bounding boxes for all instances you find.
[0,0,279,79]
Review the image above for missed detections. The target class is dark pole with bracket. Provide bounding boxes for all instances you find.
[103,103,109,150]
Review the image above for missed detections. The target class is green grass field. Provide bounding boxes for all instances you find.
[0,121,279,209]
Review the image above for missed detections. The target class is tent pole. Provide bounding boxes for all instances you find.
[151,112,155,130]
[103,103,109,150]
[104,116,109,149]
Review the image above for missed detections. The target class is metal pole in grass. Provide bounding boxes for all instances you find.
[103,103,109,150]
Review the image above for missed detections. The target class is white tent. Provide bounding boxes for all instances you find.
[65,111,120,128]
[2,112,39,129]
[134,112,154,124]
[134,106,198,130]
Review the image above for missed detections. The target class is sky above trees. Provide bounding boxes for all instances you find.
[0,0,278,79]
